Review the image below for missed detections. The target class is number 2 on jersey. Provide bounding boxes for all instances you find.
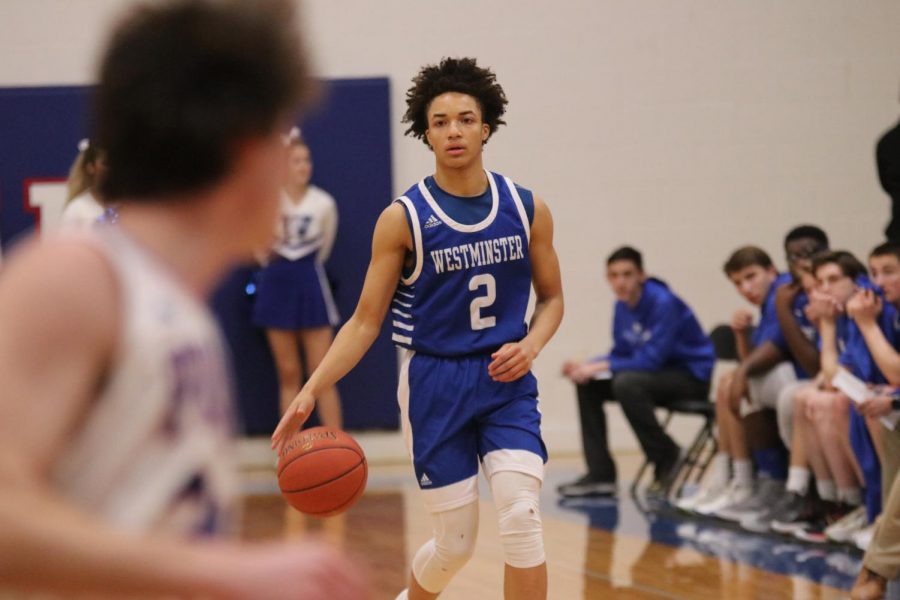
[469,274,497,330]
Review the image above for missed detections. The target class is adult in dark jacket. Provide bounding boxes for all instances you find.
[878,120,900,242]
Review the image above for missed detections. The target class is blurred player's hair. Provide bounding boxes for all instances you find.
[784,225,829,250]
[94,0,315,202]
[723,246,774,276]
[871,241,900,263]
[66,140,105,203]
[606,246,643,271]
[811,250,867,280]
[403,57,508,146]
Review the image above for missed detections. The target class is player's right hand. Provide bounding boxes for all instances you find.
[807,290,840,321]
[774,281,800,310]
[271,388,317,453]
[561,360,579,377]
[220,541,370,600]
[730,309,753,332]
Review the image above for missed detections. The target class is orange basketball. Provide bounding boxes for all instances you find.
[277,426,368,517]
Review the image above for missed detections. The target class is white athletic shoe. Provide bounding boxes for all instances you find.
[676,480,727,513]
[824,505,867,543]
[716,477,783,522]
[695,480,753,517]
[709,482,756,519]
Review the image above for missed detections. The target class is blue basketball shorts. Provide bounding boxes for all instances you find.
[849,408,881,522]
[397,349,547,512]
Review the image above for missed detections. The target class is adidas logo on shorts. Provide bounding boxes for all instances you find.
[420,473,432,486]
[423,214,441,229]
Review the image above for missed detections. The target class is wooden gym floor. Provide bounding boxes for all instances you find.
[240,453,859,599]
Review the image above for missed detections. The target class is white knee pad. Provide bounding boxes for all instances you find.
[490,470,545,569]
[411,501,479,593]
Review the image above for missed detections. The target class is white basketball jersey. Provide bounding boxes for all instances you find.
[271,185,338,261]
[51,228,237,536]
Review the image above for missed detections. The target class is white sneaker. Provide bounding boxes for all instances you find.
[853,522,877,551]
[824,505,867,543]
[675,480,727,513]
[695,480,753,517]
[717,477,783,522]
[709,482,755,519]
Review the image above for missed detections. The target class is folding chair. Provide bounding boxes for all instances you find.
[629,325,739,499]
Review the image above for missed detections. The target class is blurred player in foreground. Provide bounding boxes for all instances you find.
[0,1,365,597]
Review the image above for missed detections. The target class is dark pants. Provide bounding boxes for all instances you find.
[576,369,710,482]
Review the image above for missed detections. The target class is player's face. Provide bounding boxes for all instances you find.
[606,260,644,304]
[424,92,489,169]
[785,237,823,284]
[815,262,856,306]
[870,254,900,304]
[729,265,776,306]
[285,143,312,189]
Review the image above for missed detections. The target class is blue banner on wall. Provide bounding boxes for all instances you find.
[0,78,399,434]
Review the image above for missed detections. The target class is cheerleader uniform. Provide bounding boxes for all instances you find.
[60,192,105,231]
[253,185,339,330]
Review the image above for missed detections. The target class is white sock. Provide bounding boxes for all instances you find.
[395,591,409,600]
[786,467,810,495]
[733,460,753,487]
[838,486,862,506]
[710,452,730,486]
[816,479,837,502]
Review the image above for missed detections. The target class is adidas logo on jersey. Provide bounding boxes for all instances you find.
[420,473,433,486]
[423,214,441,229]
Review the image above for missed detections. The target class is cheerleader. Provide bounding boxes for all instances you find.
[254,128,342,427]
[60,138,107,230]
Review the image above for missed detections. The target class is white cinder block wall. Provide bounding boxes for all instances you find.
[3,0,900,457]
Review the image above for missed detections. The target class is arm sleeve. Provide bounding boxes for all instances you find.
[607,297,681,373]
[605,308,629,361]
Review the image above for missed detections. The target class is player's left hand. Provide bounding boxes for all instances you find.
[846,288,881,324]
[489,341,537,382]
[858,395,893,418]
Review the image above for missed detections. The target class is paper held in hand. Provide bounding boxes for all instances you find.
[832,369,900,430]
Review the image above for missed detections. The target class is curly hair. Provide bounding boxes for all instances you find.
[403,57,508,146]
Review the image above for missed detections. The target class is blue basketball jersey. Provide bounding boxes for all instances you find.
[391,170,532,357]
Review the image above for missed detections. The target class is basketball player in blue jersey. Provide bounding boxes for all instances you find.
[0,1,363,597]
[274,57,565,600]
